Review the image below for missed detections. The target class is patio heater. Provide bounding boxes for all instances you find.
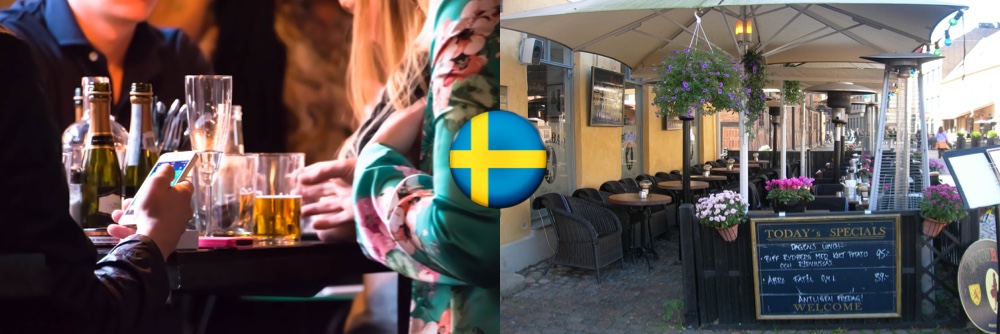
[805,82,876,181]
[861,53,941,211]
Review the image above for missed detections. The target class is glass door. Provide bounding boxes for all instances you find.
[622,82,642,179]
[529,65,573,198]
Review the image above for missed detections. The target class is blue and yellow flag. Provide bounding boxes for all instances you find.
[450,111,546,208]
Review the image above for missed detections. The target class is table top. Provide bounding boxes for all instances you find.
[691,175,728,181]
[658,181,709,190]
[608,193,672,206]
[747,160,770,165]
[711,168,742,174]
[101,241,387,294]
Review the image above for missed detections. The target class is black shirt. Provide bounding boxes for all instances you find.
[0,28,173,334]
[0,0,212,130]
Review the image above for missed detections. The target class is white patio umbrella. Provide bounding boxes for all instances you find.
[502,0,965,201]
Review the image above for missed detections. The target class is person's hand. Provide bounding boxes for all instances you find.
[108,165,194,260]
[369,98,426,155]
[296,159,358,242]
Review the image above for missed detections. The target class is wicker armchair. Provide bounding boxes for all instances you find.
[532,194,624,283]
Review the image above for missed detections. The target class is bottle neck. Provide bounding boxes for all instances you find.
[87,94,113,145]
[131,95,153,133]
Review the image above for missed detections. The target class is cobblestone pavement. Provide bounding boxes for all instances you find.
[501,228,689,333]
[500,226,983,334]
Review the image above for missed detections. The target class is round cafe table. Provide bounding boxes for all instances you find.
[690,175,727,181]
[658,180,709,191]
[608,193,672,271]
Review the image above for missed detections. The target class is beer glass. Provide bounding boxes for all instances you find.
[197,153,258,236]
[253,153,304,245]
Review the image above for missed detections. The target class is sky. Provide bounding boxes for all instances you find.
[931,0,1000,41]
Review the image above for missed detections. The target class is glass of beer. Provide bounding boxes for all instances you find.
[253,153,304,245]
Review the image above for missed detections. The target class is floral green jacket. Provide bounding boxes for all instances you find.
[352,0,500,333]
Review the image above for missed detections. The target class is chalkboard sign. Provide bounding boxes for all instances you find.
[751,215,901,320]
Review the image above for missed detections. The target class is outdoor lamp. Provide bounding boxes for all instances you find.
[734,20,744,35]
[703,163,713,177]
[944,30,953,46]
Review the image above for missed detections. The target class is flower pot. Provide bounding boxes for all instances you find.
[971,138,981,148]
[716,225,739,242]
[772,199,807,213]
[922,218,949,238]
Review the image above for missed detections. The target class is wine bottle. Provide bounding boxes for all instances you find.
[123,83,158,199]
[63,77,130,174]
[79,82,123,228]
[226,105,245,154]
[68,87,85,225]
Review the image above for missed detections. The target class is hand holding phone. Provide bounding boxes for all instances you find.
[118,151,197,227]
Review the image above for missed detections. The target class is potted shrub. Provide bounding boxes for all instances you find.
[971,131,982,148]
[988,130,998,146]
[918,184,967,237]
[929,158,946,175]
[652,47,746,121]
[695,190,748,242]
[957,130,967,149]
[765,177,816,213]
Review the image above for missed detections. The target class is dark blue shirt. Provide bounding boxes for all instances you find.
[0,0,212,130]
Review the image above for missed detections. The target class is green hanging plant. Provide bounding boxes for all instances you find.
[783,80,805,105]
[652,48,746,120]
[741,46,770,140]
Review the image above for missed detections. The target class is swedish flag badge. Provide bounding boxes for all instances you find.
[450,111,546,208]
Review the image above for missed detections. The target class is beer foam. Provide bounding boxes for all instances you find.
[256,195,302,199]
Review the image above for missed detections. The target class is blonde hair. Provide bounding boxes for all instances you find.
[347,0,428,120]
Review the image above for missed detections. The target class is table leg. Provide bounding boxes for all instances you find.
[643,207,658,261]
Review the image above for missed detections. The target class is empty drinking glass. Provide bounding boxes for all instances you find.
[196,153,258,237]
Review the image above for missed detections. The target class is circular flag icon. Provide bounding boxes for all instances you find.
[449,111,546,208]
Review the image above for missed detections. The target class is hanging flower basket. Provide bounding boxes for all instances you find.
[651,15,745,121]
[922,217,949,238]
[716,225,739,242]
[918,184,966,238]
[741,47,770,139]
[695,190,748,243]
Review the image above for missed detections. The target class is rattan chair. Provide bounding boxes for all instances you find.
[532,194,624,283]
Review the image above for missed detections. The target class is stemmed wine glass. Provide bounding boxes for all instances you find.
[186,75,233,233]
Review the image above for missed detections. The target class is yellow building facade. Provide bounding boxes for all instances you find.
[499,0,719,271]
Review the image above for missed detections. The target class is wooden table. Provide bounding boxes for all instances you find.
[691,175,727,181]
[711,167,741,173]
[658,180,709,191]
[101,241,408,332]
[747,160,770,166]
[608,193,672,271]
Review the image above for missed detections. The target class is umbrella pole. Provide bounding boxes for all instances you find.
[801,101,807,178]
[780,80,787,179]
[682,117,692,204]
[740,111,748,203]
[918,70,930,190]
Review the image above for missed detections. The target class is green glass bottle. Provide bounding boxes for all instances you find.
[123,83,158,199]
[80,82,123,228]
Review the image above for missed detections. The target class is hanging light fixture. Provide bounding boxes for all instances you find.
[735,20,745,35]
[949,10,963,26]
[944,30,953,46]
[933,42,942,56]
[745,20,753,34]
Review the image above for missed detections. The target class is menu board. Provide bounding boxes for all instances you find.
[752,215,901,319]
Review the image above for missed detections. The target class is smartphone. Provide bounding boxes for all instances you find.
[118,151,198,227]
[198,237,254,249]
